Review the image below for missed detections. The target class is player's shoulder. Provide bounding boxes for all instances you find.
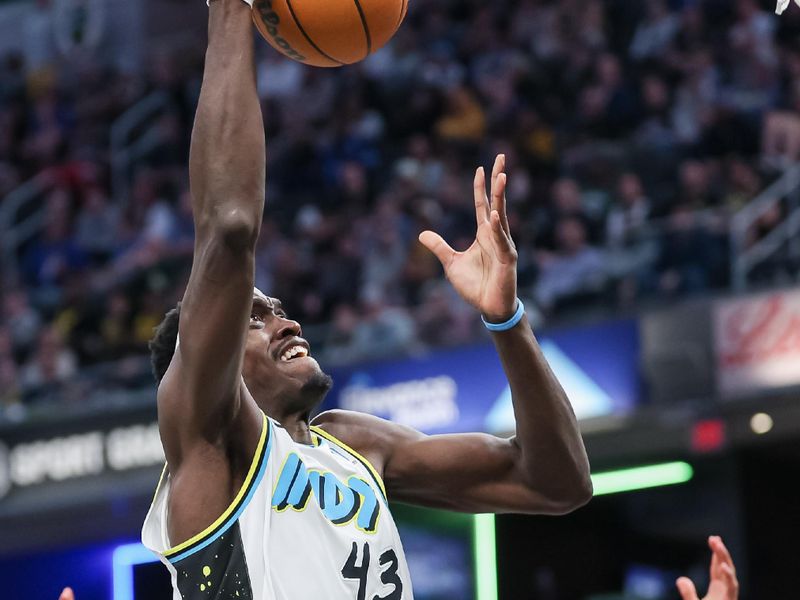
[311,410,424,456]
[311,409,388,443]
[312,408,384,429]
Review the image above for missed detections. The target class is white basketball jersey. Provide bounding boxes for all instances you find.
[142,412,414,599]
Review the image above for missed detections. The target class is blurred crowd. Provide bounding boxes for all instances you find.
[2,0,800,415]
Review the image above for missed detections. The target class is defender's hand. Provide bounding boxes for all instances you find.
[419,155,518,322]
[676,536,739,600]
[59,588,75,600]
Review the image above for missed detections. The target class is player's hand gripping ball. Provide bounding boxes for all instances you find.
[252,0,407,67]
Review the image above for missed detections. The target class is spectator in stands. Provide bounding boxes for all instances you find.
[2,288,42,357]
[606,173,652,249]
[594,53,639,137]
[19,324,77,395]
[324,289,417,365]
[541,178,601,247]
[727,0,778,112]
[534,217,607,313]
[322,304,363,366]
[678,160,720,210]
[0,322,24,418]
[0,352,21,417]
[96,291,134,361]
[75,185,119,265]
[630,0,679,62]
[21,190,87,312]
[169,186,196,254]
[634,74,678,153]
[357,288,418,359]
[656,204,719,295]
[0,327,12,362]
[132,290,168,347]
[723,158,763,210]
[435,86,486,143]
[22,83,73,170]
[744,200,785,251]
[761,109,800,169]
[414,281,476,348]
[316,235,363,317]
[672,47,719,146]
[361,199,409,302]
[605,173,658,304]
[402,220,444,305]
[257,51,303,100]
[394,135,445,195]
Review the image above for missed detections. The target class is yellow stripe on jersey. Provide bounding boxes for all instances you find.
[310,425,387,500]
[163,412,269,558]
[150,462,169,506]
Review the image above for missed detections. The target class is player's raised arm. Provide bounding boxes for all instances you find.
[315,155,591,515]
[158,0,265,463]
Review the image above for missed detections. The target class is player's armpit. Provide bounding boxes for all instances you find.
[312,410,583,515]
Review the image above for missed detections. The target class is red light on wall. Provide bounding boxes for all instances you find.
[692,419,726,453]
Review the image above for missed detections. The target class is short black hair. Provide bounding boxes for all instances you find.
[149,302,181,384]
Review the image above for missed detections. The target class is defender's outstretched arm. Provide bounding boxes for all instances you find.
[677,536,739,600]
[159,0,264,465]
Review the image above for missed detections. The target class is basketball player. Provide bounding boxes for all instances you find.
[140,0,592,598]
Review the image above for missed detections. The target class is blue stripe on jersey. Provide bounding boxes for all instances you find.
[168,421,273,564]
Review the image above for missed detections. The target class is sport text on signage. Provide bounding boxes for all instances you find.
[0,423,163,500]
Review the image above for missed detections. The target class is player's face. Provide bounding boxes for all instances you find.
[241,289,331,409]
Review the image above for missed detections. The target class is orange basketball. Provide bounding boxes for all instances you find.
[252,0,407,67]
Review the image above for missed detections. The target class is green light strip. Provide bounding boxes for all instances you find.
[591,461,694,496]
[473,513,498,600]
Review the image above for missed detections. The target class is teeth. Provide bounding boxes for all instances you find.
[280,345,308,362]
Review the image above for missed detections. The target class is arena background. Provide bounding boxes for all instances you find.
[1,0,800,598]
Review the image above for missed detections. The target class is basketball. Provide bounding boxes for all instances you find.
[252,0,407,67]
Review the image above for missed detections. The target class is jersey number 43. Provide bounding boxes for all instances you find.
[341,541,403,600]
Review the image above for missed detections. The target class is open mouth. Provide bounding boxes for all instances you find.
[280,345,309,362]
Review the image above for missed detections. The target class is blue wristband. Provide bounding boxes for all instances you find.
[481,299,525,332]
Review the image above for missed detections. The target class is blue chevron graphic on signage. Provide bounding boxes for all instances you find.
[485,339,614,433]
